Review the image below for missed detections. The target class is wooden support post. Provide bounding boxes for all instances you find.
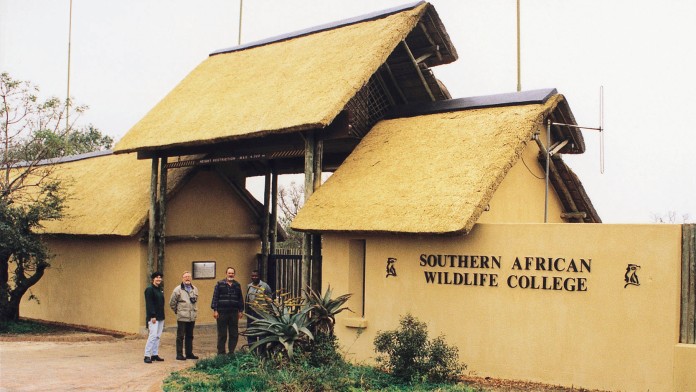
[311,140,323,293]
[270,167,278,254]
[681,224,696,343]
[261,168,271,282]
[157,157,167,280]
[302,131,315,296]
[147,158,159,285]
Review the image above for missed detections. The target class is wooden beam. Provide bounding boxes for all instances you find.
[261,167,271,282]
[681,224,696,343]
[147,158,158,283]
[312,139,323,293]
[560,212,587,220]
[157,157,167,275]
[374,71,396,107]
[215,168,261,220]
[165,234,259,242]
[382,63,408,104]
[400,40,435,102]
[549,158,583,222]
[418,22,442,62]
[302,131,316,296]
[270,167,278,254]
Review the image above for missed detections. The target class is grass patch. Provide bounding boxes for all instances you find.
[0,320,75,335]
[163,352,478,392]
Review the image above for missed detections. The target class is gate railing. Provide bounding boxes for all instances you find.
[258,249,321,299]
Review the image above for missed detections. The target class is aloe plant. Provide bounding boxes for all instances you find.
[245,292,313,358]
[304,285,353,336]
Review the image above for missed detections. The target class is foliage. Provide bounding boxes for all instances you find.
[304,284,352,337]
[244,286,352,360]
[374,313,465,384]
[164,351,475,392]
[305,331,343,367]
[245,290,314,358]
[0,319,72,334]
[0,72,109,322]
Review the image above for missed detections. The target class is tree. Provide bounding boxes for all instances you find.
[277,181,304,249]
[0,72,111,322]
[651,211,692,224]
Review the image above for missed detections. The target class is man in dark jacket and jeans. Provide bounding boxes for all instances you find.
[211,267,244,355]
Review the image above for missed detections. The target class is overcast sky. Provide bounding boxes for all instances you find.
[1,0,695,223]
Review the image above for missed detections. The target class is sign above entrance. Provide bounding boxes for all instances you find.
[164,149,306,169]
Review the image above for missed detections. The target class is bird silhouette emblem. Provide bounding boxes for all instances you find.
[624,264,640,288]
[386,258,397,278]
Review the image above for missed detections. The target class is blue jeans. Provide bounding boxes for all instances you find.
[144,320,164,357]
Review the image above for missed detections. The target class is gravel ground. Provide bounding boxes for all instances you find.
[1,325,607,392]
[0,324,227,392]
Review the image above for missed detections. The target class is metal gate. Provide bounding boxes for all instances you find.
[259,249,321,298]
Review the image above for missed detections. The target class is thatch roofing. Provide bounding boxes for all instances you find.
[32,151,268,237]
[36,152,190,236]
[115,1,454,155]
[291,91,595,235]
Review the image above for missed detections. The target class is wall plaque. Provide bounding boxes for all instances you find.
[192,261,216,279]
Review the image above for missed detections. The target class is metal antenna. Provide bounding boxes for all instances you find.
[599,86,604,173]
[550,86,606,174]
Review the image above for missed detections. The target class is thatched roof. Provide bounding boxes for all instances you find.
[36,152,190,236]
[33,151,270,237]
[114,2,448,155]
[291,92,593,235]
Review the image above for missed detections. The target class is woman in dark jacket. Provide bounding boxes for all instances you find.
[144,271,165,363]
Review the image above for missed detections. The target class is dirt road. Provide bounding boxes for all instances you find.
[0,324,236,392]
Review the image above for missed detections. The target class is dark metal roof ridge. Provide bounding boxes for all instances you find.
[210,1,425,56]
[386,88,558,119]
[13,149,114,168]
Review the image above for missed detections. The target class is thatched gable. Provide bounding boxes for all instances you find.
[291,91,597,235]
[114,2,455,155]
[34,151,269,237]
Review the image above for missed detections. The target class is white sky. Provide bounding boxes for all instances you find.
[1,0,695,223]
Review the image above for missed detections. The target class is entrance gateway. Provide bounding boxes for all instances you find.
[90,2,691,391]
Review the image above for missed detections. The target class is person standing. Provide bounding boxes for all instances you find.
[211,267,244,355]
[144,271,165,364]
[245,270,272,349]
[169,271,199,360]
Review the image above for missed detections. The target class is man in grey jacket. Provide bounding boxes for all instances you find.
[169,271,199,360]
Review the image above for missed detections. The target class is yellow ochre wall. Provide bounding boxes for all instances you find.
[162,240,259,327]
[478,137,565,224]
[162,170,260,327]
[22,236,145,333]
[324,223,692,392]
[22,170,260,334]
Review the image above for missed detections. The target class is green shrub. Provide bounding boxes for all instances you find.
[0,320,70,334]
[374,313,465,383]
[165,350,473,391]
[305,332,343,367]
